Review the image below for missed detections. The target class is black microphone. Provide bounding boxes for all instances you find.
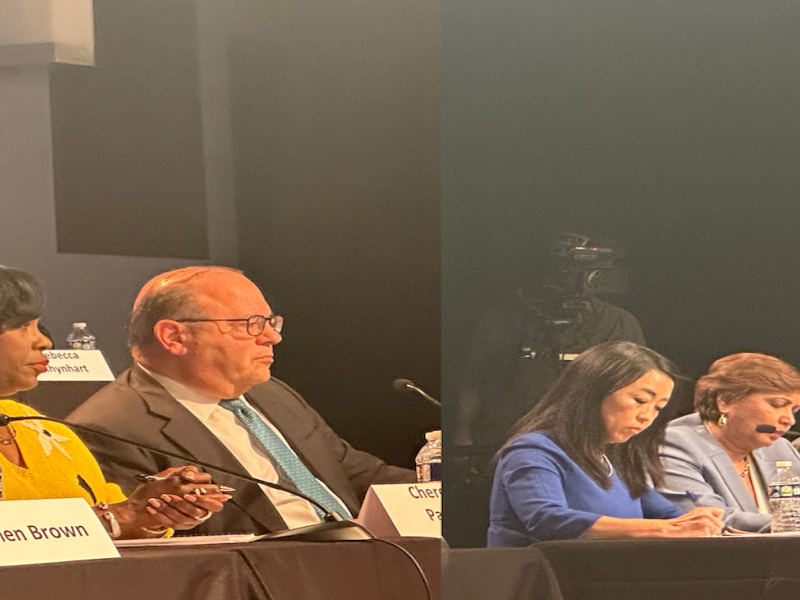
[755,424,800,441]
[0,412,371,541]
[392,378,441,409]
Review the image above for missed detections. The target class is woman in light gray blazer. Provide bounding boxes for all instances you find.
[658,353,800,532]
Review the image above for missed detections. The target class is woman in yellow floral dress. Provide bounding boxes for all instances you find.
[0,266,230,539]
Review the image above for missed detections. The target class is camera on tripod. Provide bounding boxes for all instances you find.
[551,232,628,296]
[520,233,630,334]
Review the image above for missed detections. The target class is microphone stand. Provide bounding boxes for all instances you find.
[0,413,372,542]
[392,379,441,409]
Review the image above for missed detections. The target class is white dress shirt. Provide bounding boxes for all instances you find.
[139,365,346,529]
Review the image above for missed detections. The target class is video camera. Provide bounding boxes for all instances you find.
[550,232,629,295]
[519,233,630,335]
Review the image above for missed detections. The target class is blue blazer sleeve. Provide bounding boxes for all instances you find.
[496,445,604,541]
[640,487,684,519]
[489,433,682,545]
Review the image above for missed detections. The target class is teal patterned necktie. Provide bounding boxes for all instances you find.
[219,398,352,519]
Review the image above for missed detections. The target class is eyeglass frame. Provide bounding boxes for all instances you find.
[174,314,283,337]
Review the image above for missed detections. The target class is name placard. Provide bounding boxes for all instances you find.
[37,349,115,382]
[0,498,120,567]
[358,482,441,538]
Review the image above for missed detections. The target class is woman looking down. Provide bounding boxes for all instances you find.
[488,341,723,546]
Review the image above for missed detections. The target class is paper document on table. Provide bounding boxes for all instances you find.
[115,533,258,547]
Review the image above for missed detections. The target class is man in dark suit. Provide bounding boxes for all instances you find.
[68,266,413,535]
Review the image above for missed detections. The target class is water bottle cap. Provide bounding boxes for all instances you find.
[776,461,793,468]
[72,322,87,328]
[425,430,441,441]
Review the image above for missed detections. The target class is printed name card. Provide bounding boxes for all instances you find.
[358,482,441,538]
[0,498,120,567]
[37,349,115,382]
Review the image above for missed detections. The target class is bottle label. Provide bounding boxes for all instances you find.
[769,484,800,498]
[416,464,429,483]
[416,462,442,483]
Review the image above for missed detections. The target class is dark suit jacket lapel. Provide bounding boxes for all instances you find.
[245,384,360,513]
[128,366,288,532]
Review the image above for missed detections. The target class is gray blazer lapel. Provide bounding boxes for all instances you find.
[707,452,760,512]
[750,451,774,492]
[694,421,760,512]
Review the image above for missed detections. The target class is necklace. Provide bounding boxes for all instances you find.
[703,420,752,480]
[0,424,17,445]
[739,455,751,480]
[601,454,614,477]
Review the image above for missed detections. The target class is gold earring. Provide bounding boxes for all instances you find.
[718,411,728,427]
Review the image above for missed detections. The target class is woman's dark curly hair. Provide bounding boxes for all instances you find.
[0,266,44,332]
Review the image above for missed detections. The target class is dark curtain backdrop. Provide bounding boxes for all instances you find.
[443,0,800,544]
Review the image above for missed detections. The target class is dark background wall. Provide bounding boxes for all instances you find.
[52,0,208,260]
[443,0,800,400]
[231,0,441,466]
[32,0,439,468]
[442,0,800,543]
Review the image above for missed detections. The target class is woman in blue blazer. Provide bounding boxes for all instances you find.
[488,341,724,546]
[658,353,800,532]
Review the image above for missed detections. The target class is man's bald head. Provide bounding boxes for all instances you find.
[128,266,244,354]
[128,266,281,398]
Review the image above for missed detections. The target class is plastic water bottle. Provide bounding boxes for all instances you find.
[415,430,442,483]
[768,460,800,532]
[66,322,96,350]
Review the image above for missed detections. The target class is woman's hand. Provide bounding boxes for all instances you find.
[662,507,725,537]
[103,466,232,538]
[586,507,725,540]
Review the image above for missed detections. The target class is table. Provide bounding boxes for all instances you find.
[442,536,800,600]
[3,537,440,600]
